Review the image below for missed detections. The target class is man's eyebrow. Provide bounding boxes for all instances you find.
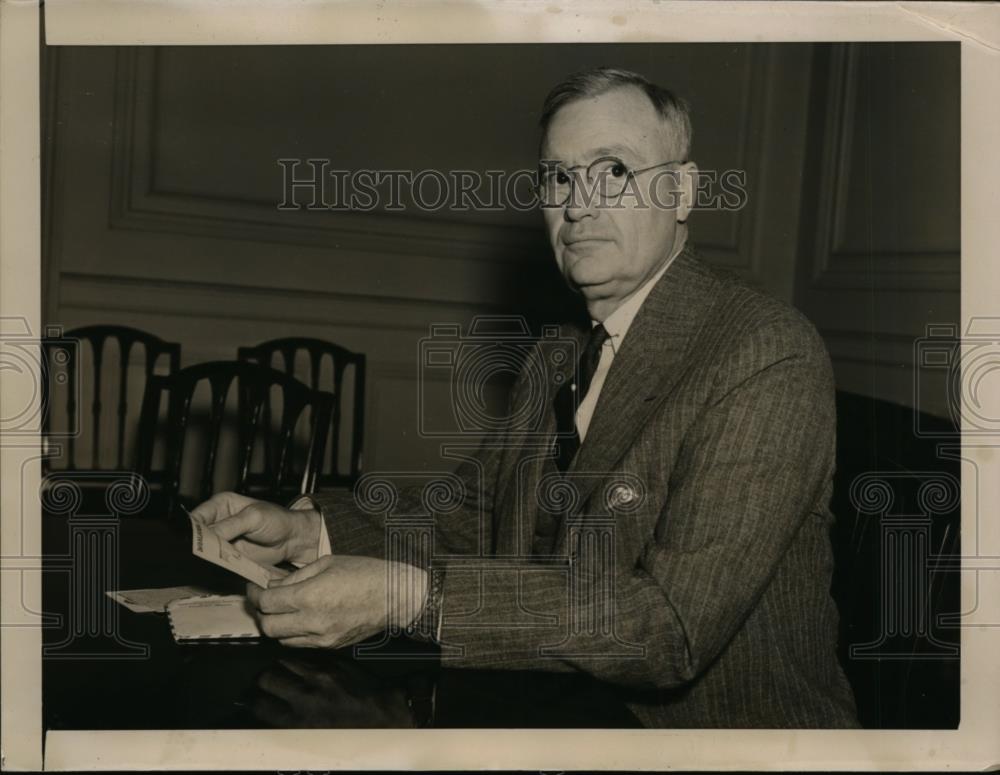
[540,142,647,167]
[589,143,644,160]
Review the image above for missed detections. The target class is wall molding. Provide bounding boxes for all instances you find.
[57,272,501,337]
[107,47,549,265]
[688,44,770,283]
[807,44,959,293]
[106,46,775,282]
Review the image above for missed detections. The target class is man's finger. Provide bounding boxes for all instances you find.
[245,581,263,608]
[248,580,301,614]
[279,635,324,649]
[230,538,275,565]
[268,556,334,587]
[258,611,312,640]
[189,494,226,524]
[190,491,254,525]
[246,581,294,614]
[266,564,290,581]
[212,509,262,544]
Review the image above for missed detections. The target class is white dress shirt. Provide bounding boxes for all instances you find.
[575,245,682,441]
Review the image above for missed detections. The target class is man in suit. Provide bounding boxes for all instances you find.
[194,67,859,727]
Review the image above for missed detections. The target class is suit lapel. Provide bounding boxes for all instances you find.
[492,245,722,556]
[563,245,722,515]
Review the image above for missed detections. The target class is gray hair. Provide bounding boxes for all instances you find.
[539,66,693,160]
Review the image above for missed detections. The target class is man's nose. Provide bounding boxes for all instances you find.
[563,181,598,222]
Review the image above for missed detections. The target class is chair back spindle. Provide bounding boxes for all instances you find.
[238,337,365,489]
[136,360,334,514]
[42,325,180,475]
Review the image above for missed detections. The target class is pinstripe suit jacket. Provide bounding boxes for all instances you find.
[311,244,860,728]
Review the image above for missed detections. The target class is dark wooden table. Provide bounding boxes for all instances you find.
[42,510,641,730]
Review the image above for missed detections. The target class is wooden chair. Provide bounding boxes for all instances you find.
[134,360,335,515]
[238,337,365,489]
[41,325,180,475]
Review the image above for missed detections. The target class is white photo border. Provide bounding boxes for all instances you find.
[2,0,998,770]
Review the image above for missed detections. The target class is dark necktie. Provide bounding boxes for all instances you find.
[552,323,610,472]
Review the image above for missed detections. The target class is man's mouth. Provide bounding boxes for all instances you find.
[563,236,611,247]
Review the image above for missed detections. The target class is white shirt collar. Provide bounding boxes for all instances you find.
[592,241,685,354]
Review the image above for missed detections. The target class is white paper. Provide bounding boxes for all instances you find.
[105,585,215,613]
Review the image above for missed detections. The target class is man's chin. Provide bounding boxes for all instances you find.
[571,279,620,303]
[564,262,614,294]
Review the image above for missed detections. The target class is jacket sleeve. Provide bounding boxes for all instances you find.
[303,443,505,560]
[433,318,838,691]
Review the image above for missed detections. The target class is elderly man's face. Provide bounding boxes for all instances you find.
[540,86,695,322]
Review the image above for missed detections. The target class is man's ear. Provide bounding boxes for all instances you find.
[676,160,699,224]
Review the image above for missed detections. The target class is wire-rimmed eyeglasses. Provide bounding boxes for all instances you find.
[535,155,687,208]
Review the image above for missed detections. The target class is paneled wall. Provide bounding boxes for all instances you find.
[42,43,958,474]
[795,43,960,419]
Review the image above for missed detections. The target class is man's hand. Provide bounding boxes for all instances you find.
[246,555,428,650]
[190,491,321,567]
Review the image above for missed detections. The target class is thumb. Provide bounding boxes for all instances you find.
[268,556,334,587]
[190,491,255,525]
[212,509,261,544]
[266,565,290,581]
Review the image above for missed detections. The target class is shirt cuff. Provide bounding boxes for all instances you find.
[288,495,331,563]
